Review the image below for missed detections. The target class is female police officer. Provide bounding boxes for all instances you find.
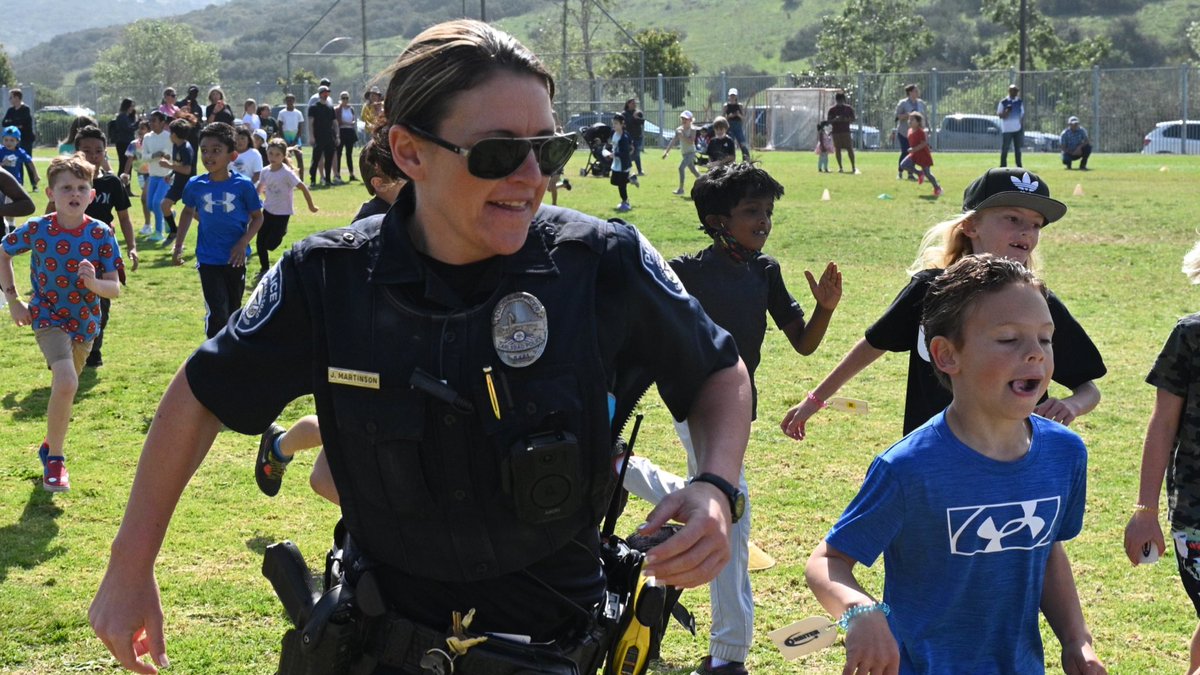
[89,20,750,674]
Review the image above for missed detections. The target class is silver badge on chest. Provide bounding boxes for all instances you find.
[492,292,548,368]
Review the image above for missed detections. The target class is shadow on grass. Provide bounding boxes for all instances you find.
[2,367,101,422]
[0,484,64,584]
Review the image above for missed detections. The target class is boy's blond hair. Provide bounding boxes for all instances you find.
[47,154,95,188]
[907,210,1043,276]
[1183,240,1200,284]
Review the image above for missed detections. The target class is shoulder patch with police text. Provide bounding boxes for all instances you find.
[236,262,283,336]
[635,230,686,298]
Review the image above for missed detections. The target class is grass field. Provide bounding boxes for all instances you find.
[0,146,1197,674]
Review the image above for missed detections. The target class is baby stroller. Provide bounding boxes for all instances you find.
[693,123,714,166]
[579,122,613,177]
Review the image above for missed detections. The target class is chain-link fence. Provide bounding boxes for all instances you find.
[7,65,1197,154]
[559,66,1198,154]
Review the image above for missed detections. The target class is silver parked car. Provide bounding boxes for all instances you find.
[935,113,1057,152]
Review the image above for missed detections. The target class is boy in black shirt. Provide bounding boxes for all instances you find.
[706,117,737,168]
[623,162,841,675]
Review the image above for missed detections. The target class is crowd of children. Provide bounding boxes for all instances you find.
[16,79,1200,675]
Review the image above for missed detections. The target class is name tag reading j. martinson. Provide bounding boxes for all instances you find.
[328,367,381,389]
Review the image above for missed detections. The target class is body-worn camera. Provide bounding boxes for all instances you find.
[505,430,582,524]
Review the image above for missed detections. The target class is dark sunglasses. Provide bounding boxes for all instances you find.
[402,123,577,180]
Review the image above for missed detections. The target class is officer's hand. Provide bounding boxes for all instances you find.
[89,564,169,674]
[639,482,730,588]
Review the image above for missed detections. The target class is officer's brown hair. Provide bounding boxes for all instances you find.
[368,20,554,181]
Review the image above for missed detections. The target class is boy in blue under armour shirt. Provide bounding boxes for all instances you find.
[172,122,263,338]
[805,255,1105,674]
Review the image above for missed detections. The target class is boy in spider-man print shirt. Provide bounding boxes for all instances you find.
[0,154,123,493]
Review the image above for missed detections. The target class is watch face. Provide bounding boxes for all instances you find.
[732,492,747,522]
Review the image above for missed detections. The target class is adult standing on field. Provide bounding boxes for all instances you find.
[89,18,749,675]
[111,99,140,180]
[827,91,856,174]
[893,84,925,180]
[3,89,35,154]
[723,89,751,162]
[997,83,1024,168]
[307,85,338,188]
[204,87,235,127]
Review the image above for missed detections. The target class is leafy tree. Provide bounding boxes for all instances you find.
[600,28,694,105]
[1189,20,1200,66]
[974,0,1111,70]
[93,20,219,97]
[0,45,14,87]
[814,0,933,73]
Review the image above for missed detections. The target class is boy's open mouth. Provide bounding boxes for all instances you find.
[1010,378,1041,394]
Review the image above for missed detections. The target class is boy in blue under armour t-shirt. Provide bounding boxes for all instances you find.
[805,255,1105,674]
[172,122,263,338]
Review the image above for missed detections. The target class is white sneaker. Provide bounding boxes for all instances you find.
[140,224,152,235]
[673,188,685,195]
[616,202,632,212]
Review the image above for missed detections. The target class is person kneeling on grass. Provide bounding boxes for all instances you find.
[805,254,1106,674]
[0,154,124,492]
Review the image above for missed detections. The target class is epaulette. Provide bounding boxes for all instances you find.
[533,205,613,255]
[290,215,382,263]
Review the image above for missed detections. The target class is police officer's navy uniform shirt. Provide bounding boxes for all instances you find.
[185,183,739,639]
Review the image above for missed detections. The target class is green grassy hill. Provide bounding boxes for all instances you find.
[9,0,1200,96]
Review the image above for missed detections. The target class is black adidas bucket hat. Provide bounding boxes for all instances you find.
[962,168,1067,225]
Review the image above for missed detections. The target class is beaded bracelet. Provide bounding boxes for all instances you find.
[807,392,828,409]
[1134,504,1158,513]
[836,602,890,630]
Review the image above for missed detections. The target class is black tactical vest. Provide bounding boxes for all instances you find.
[294,211,619,582]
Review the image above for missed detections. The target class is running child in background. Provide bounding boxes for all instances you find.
[157,118,195,246]
[140,111,173,240]
[242,99,261,131]
[624,162,841,675]
[255,138,317,282]
[171,122,263,339]
[610,112,634,213]
[122,119,152,233]
[1124,240,1200,675]
[781,168,1106,439]
[706,117,736,168]
[662,110,700,195]
[0,127,38,232]
[814,120,833,173]
[231,126,263,184]
[899,112,942,197]
[806,254,1105,675]
[0,154,124,492]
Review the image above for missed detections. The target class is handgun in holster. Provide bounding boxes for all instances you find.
[263,539,371,675]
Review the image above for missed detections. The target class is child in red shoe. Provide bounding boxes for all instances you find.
[0,155,124,491]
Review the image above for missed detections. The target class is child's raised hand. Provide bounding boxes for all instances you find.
[78,259,97,283]
[842,611,900,675]
[806,261,842,311]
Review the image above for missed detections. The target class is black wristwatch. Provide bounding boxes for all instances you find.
[691,472,745,523]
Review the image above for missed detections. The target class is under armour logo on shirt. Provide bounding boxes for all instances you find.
[202,192,238,214]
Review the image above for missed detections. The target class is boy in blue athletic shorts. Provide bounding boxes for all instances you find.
[0,154,123,492]
[805,254,1105,674]
[171,122,263,338]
